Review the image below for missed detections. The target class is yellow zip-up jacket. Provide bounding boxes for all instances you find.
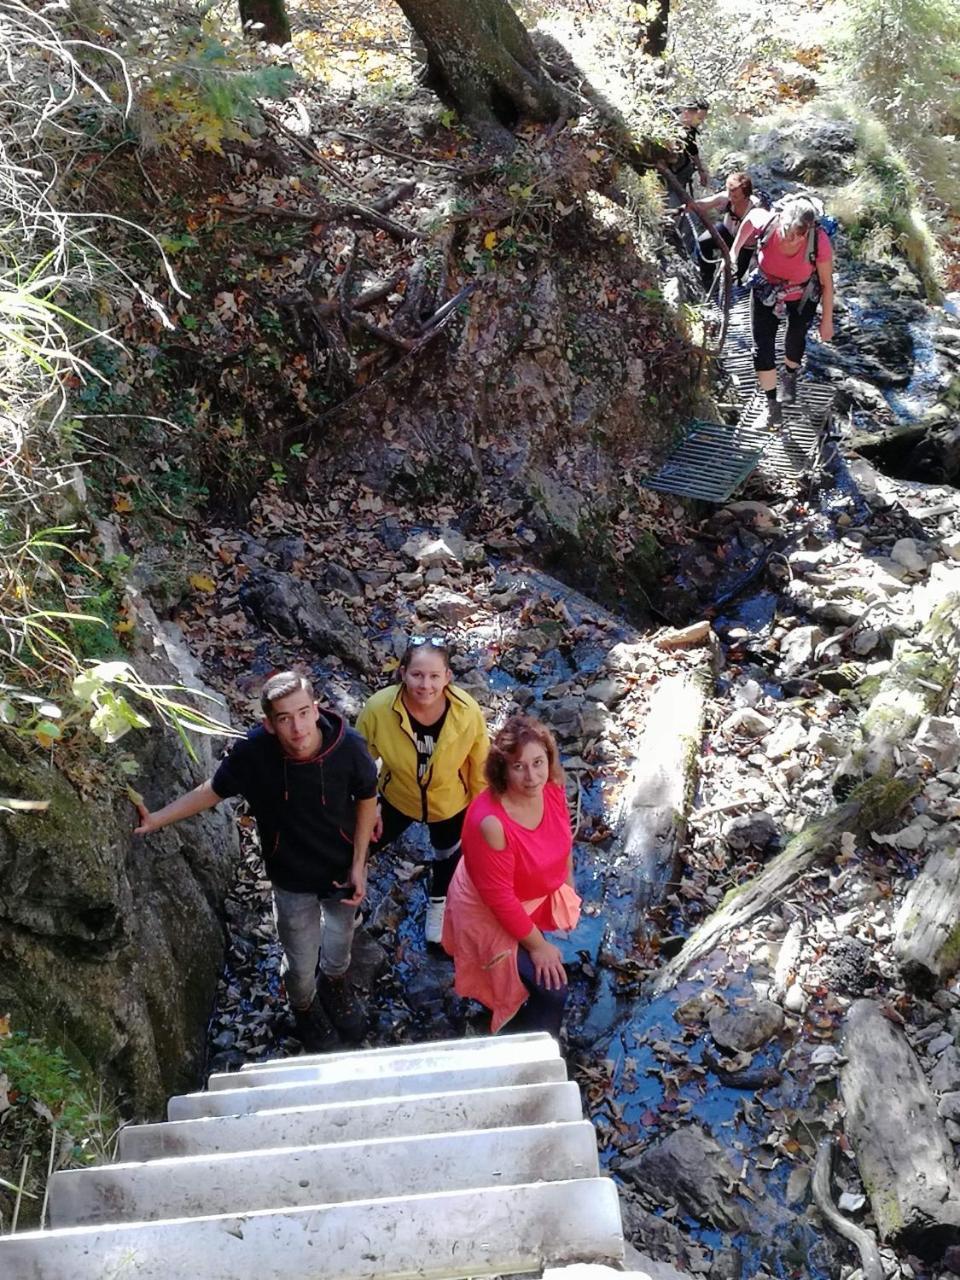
[356,684,489,823]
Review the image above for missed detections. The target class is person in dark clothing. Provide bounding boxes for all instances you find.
[134,671,379,1052]
[665,100,710,194]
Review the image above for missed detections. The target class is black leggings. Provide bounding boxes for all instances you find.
[372,797,465,897]
[752,289,817,371]
[698,223,753,288]
[504,945,568,1039]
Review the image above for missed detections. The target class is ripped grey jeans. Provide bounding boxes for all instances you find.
[272,888,360,1011]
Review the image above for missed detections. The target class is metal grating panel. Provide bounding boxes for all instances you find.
[642,420,764,501]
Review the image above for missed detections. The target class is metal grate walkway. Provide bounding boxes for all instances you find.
[642,285,836,502]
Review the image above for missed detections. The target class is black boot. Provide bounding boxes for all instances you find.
[293,996,340,1053]
[317,974,367,1043]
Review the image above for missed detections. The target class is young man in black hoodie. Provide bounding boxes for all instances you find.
[134,671,379,1052]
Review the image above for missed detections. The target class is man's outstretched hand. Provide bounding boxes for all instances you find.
[133,800,161,836]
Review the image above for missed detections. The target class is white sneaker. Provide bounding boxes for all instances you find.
[425,897,446,944]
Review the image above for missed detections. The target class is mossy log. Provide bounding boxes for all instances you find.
[651,776,919,994]
[605,670,708,960]
[841,999,960,1258]
[894,846,960,990]
[836,592,960,782]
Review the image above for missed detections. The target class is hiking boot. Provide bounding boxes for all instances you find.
[293,996,340,1054]
[317,974,367,1043]
[761,397,783,430]
[777,364,798,404]
[425,896,446,945]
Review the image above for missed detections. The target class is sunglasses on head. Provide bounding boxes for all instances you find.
[408,635,449,650]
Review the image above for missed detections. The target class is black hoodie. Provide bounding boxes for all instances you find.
[212,711,378,894]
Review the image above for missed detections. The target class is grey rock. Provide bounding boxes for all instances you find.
[710,1248,743,1280]
[731,677,763,708]
[708,1000,785,1052]
[763,716,806,760]
[808,727,844,757]
[416,587,475,624]
[723,708,774,738]
[852,628,880,655]
[938,1092,960,1122]
[619,1125,749,1231]
[241,570,371,670]
[778,625,825,675]
[582,677,628,708]
[928,1032,955,1056]
[266,535,306,570]
[322,562,363,597]
[579,704,608,739]
[913,716,960,772]
[891,538,927,573]
[932,1046,960,1093]
[722,811,778,851]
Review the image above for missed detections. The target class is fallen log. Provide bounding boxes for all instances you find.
[604,670,708,960]
[841,999,960,1259]
[894,846,960,990]
[651,775,919,994]
[835,592,960,783]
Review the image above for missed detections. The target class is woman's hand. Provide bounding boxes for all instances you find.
[819,314,834,342]
[528,939,566,991]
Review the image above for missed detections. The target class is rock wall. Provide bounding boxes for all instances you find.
[0,617,239,1117]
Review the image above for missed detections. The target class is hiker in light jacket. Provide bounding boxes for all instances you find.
[356,637,489,945]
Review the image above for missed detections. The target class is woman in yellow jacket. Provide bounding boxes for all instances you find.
[356,637,489,944]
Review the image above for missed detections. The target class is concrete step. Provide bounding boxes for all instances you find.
[169,1056,567,1120]
[51,1120,598,1227]
[120,1079,581,1161]
[236,1031,554,1073]
[0,1177,624,1280]
[207,1034,559,1091]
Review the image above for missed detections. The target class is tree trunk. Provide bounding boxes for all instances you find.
[841,999,960,1258]
[238,0,290,44]
[640,0,670,57]
[395,0,576,139]
[651,775,919,994]
[894,846,960,989]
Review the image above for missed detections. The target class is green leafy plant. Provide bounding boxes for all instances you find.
[0,1021,119,1230]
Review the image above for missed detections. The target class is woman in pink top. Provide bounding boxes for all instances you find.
[441,715,581,1036]
[730,194,835,429]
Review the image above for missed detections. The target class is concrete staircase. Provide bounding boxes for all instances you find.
[0,1031,625,1279]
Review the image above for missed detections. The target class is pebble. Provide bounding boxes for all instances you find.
[783,984,807,1013]
[891,537,927,572]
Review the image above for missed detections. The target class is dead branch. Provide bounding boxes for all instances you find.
[322,126,491,174]
[260,107,367,196]
[217,200,423,241]
[812,1139,883,1280]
